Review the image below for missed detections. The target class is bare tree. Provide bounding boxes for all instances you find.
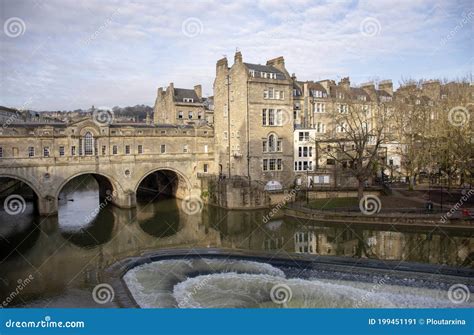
[322,102,391,199]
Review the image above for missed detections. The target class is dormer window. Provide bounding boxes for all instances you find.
[183,98,194,103]
[311,90,323,98]
[358,95,366,101]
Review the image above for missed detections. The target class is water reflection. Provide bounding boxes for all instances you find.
[136,197,181,238]
[0,176,472,307]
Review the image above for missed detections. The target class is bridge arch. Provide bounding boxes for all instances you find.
[54,171,126,206]
[0,174,42,199]
[134,167,191,200]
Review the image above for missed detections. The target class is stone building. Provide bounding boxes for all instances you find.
[213,51,294,188]
[153,83,209,125]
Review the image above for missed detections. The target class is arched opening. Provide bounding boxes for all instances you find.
[57,174,115,246]
[0,177,39,215]
[136,169,188,200]
[135,169,188,237]
[0,176,41,259]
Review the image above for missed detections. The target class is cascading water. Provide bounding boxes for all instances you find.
[123,258,473,308]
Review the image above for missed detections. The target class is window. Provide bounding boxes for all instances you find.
[316,122,325,133]
[262,109,267,125]
[28,147,35,157]
[59,146,65,156]
[263,158,282,171]
[223,131,228,140]
[337,104,348,113]
[178,111,183,119]
[112,145,118,155]
[204,145,208,153]
[223,104,228,118]
[337,123,347,133]
[315,103,325,113]
[84,132,94,155]
[71,146,76,156]
[198,112,203,119]
[268,109,275,125]
[43,147,50,157]
[298,132,310,141]
[183,98,194,103]
[125,145,131,155]
[183,145,188,153]
[188,111,193,119]
[160,144,166,153]
[138,145,143,154]
[268,134,275,152]
[277,140,282,152]
[203,164,208,173]
[102,146,107,155]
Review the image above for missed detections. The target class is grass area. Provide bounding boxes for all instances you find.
[306,197,359,209]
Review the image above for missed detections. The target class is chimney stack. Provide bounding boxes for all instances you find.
[194,85,202,99]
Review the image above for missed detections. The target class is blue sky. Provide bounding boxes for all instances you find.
[0,0,472,110]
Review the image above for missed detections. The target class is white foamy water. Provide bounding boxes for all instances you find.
[124,258,473,308]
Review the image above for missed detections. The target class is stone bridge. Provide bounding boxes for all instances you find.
[0,118,215,215]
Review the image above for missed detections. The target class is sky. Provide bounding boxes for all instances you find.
[0,0,472,111]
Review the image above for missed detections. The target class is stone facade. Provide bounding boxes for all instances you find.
[213,52,294,188]
[0,118,215,214]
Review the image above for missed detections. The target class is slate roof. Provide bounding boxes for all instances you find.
[244,63,286,80]
[173,88,201,103]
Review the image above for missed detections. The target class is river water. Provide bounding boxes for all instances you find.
[0,176,472,308]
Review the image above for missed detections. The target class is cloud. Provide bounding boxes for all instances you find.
[0,0,472,110]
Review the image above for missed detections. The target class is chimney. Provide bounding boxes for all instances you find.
[379,80,393,96]
[338,77,350,90]
[216,57,228,76]
[266,56,286,73]
[421,80,440,100]
[194,85,202,99]
[234,51,242,64]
